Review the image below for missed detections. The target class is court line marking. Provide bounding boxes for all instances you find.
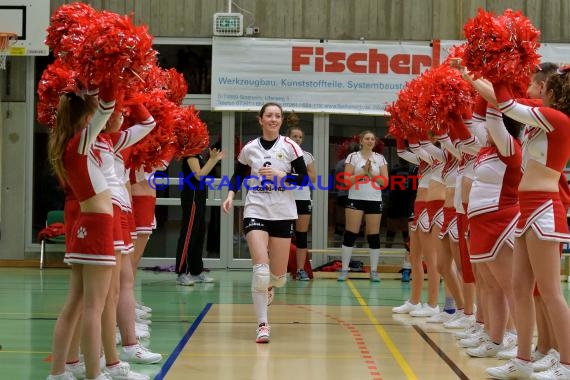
[296,305,383,380]
[412,325,470,380]
[154,303,212,380]
[346,280,419,380]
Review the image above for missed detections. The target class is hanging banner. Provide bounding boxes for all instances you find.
[211,37,436,115]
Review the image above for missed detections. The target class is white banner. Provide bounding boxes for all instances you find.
[211,37,437,115]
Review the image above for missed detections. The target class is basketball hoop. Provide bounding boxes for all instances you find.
[0,32,18,70]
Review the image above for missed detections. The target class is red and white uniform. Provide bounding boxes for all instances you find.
[438,135,460,241]
[468,107,522,262]
[239,136,302,220]
[411,140,445,230]
[496,84,570,242]
[95,111,155,252]
[63,91,116,266]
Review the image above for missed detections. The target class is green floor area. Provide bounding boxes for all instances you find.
[0,268,568,379]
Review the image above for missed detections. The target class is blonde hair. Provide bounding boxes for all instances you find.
[48,93,97,182]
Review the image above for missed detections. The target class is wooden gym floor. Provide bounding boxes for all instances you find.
[1,268,569,379]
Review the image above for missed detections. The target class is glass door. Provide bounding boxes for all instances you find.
[144,111,224,268]
[227,110,314,269]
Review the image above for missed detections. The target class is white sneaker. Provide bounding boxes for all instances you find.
[531,363,570,379]
[120,344,162,364]
[444,314,475,329]
[502,332,518,350]
[532,349,560,372]
[135,303,152,314]
[47,372,77,380]
[454,322,483,340]
[486,358,533,379]
[444,309,465,323]
[256,323,271,343]
[134,308,151,320]
[93,374,113,380]
[426,311,452,323]
[467,340,504,358]
[135,317,151,326]
[65,361,85,379]
[189,272,214,283]
[392,301,421,314]
[532,349,546,362]
[459,330,489,348]
[176,274,195,286]
[497,345,519,360]
[410,304,439,317]
[135,322,150,331]
[104,361,150,380]
[135,325,150,340]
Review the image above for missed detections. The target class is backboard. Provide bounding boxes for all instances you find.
[0,0,49,56]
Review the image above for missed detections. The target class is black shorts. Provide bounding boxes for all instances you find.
[295,200,312,215]
[336,195,348,208]
[345,199,383,214]
[243,218,294,238]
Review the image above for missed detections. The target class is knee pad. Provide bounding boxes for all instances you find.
[367,234,380,249]
[252,264,270,292]
[295,231,308,249]
[342,230,358,247]
[270,272,287,288]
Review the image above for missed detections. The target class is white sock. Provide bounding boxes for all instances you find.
[369,249,380,272]
[252,290,268,325]
[341,245,352,271]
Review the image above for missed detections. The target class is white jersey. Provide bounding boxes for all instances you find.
[345,151,387,201]
[293,151,314,201]
[238,136,302,220]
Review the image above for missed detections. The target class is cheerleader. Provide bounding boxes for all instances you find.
[486,68,570,379]
[47,84,116,380]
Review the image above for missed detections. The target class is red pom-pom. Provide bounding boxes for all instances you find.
[138,66,188,105]
[127,95,178,172]
[36,60,80,128]
[417,64,476,134]
[46,2,97,63]
[77,12,156,87]
[173,105,210,159]
[463,8,540,84]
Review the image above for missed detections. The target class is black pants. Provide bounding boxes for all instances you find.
[175,189,206,276]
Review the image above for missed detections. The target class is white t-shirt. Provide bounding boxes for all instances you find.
[238,136,303,220]
[345,151,387,201]
[292,151,315,201]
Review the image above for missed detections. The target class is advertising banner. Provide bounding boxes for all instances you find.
[212,38,570,115]
[211,37,437,114]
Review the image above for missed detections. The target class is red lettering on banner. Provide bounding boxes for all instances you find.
[291,46,432,74]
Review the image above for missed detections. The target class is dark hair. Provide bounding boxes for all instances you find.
[533,62,559,83]
[503,114,523,139]
[347,141,360,155]
[286,112,303,137]
[545,70,570,116]
[258,102,283,118]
